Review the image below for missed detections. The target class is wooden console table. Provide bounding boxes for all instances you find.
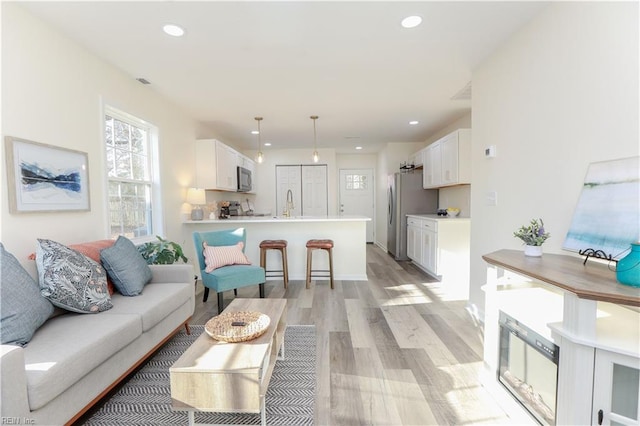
[170,298,287,426]
[482,250,639,426]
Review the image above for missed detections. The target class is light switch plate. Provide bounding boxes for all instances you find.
[486,191,498,206]
[485,145,497,158]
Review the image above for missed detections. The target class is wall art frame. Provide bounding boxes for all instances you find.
[5,136,90,213]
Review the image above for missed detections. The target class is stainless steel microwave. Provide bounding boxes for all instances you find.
[237,166,252,192]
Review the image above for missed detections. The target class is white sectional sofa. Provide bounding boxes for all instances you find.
[0,263,195,426]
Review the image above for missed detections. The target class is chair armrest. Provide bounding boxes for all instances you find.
[1,345,31,418]
[148,264,194,284]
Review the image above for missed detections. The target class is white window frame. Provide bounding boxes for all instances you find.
[103,105,163,243]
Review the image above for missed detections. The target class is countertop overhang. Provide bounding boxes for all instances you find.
[483,249,640,307]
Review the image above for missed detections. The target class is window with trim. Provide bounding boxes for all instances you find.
[104,107,161,240]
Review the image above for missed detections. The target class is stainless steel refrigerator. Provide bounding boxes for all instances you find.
[387,172,438,260]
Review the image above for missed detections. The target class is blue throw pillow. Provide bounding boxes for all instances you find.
[0,242,54,346]
[36,239,113,314]
[100,236,152,296]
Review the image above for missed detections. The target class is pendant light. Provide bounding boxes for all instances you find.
[255,116,264,164]
[310,115,319,163]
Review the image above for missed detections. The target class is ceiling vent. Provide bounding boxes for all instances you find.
[451,81,471,100]
[136,78,151,85]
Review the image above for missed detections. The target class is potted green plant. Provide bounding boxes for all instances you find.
[137,236,188,265]
[513,218,550,257]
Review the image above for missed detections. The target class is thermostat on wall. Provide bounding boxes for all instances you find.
[485,145,497,158]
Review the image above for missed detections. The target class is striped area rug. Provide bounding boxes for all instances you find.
[83,325,316,425]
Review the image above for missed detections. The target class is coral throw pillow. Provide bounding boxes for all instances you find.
[203,241,251,273]
[69,240,116,295]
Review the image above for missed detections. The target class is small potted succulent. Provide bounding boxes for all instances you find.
[513,218,550,257]
[137,236,188,265]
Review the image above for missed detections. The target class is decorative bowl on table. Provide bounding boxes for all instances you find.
[446,208,460,217]
[205,311,271,342]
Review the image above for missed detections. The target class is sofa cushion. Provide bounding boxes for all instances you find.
[0,243,54,346]
[35,239,113,314]
[23,312,141,410]
[105,282,192,332]
[100,236,152,296]
[203,241,250,273]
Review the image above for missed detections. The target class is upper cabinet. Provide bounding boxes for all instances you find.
[423,129,471,189]
[196,139,243,191]
[408,149,424,169]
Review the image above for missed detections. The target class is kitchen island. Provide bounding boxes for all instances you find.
[184,216,370,282]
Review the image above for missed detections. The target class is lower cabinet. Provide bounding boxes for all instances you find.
[406,215,470,299]
[407,217,422,263]
[592,349,640,425]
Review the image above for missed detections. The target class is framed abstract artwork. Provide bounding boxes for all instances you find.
[563,156,639,259]
[5,136,90,213]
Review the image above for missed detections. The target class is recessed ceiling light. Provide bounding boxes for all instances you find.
[409,120,419,125]
[264,142,272,147]
[401,16,422,29]
[251,130,260,135]
[355,146,363,150]
[163,24,185,37]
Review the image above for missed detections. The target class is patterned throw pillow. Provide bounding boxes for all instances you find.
[203,241,251,273]
[35,239,113,314]
[100,236,152,296]
[0,243,54,346]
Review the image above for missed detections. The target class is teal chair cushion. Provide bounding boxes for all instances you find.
[193,228,265,293]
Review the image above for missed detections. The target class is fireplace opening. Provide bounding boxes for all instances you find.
[498,311,559,425]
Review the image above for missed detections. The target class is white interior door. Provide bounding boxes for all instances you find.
[302,165,328,216]
[339,168,374,242]
[276,165,301,216]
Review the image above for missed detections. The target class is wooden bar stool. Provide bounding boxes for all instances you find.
[306,239,334,289]
[259,240,289,288]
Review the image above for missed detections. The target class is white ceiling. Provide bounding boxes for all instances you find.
[19,1,547,154]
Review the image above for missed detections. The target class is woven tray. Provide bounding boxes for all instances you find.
[205,311,271,342]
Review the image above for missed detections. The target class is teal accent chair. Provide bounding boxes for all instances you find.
[193,228,266,313]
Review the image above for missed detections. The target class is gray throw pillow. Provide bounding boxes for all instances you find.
[36,239,113,314]
[100,236,152,296]
[0,242,54,346]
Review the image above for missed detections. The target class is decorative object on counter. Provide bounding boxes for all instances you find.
[138,236,188,265]
[615,242,640,287]
[310,115,320,163]
[254,116,264,164]
[514,218,550,257]
[218,201,230,219]
[578,248,614,265]
[446,207,460,217]
[437,209,448,216]
[186,188,206,220]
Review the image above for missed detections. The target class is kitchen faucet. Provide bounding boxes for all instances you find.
[283,189,294,217]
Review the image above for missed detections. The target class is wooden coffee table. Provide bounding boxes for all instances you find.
[170,298,287,426]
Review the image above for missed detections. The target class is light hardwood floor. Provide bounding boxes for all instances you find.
[192,244,513,425]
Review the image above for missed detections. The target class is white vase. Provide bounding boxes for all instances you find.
[524,245,543,257]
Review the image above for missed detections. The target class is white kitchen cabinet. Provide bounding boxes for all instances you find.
[408,149,424,169]
[407,217,422,262]
[423,129,471,189]
[406,215,470,299]
[592,347,640,425]
[423,143,442,188]
[421,219,437,274]
[196,139,239,191]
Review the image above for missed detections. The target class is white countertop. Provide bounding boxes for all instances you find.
[184,215,371,224]
[406,214,470,221]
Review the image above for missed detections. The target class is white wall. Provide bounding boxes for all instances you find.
[469,2,639,317]
[1,3,199,274]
